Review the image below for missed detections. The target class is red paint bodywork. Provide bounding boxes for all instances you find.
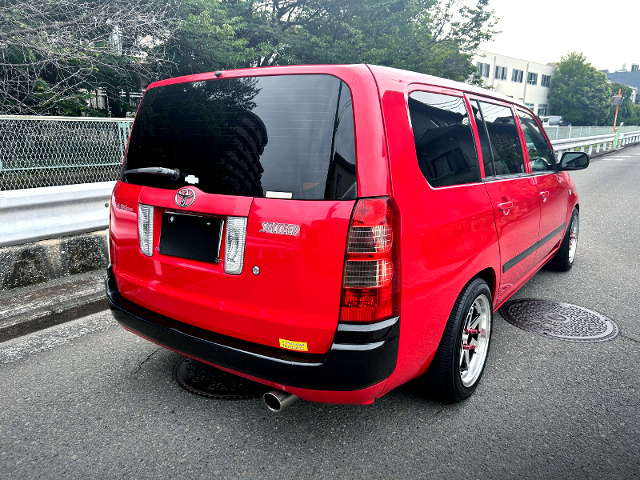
[110,64,579,404]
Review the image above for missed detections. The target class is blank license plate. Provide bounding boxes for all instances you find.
[159,212,222,263]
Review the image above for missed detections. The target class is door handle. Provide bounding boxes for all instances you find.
[539,191,549,202]
[498,201,513,213]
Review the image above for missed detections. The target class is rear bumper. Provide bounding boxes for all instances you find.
[105,267,399,393]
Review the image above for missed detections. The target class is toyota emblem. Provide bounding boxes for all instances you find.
[175,188,196,207]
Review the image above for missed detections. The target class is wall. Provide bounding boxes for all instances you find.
[472,50,555,115]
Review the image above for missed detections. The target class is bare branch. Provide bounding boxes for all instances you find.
[0,0,177,115]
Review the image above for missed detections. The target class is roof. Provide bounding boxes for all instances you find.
[605,71,640,90]
[147,64,526,109]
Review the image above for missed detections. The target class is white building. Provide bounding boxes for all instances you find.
[472,50,555,117]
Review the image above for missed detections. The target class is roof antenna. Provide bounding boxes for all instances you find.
[215,71,223,78]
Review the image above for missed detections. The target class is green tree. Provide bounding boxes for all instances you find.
[547,52,611,125]
[168,0,498,83]
[168,0,254,75]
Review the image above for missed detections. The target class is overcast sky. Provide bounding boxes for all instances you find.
[480,0,637,71]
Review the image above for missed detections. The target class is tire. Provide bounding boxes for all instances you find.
[547,208,579,272]
[424,278,493,403]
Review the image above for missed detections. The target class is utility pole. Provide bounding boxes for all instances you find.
[611,89,623,148]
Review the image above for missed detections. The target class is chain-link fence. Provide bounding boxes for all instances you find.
[0,116,132,191]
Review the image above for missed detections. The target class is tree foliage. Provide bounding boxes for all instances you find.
[1,0,498,116]
[547,52,611,125]
[169,0,498,83]
[0,0,176,115]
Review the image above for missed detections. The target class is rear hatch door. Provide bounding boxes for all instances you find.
[114,73,361,354]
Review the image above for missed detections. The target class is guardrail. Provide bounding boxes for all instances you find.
[544,124,640,140]
[0,181,114,247]
[550,130,640,157]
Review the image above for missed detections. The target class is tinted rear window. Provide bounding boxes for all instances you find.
[123,75,356,200]
[408,91,480,187]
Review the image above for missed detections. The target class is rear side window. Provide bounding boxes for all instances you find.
[517,110,557,172]
[123,75,356,200]
[408,91,480,187]
[476,101,526,176]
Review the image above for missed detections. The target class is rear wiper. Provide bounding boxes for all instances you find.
[124,167,199,184]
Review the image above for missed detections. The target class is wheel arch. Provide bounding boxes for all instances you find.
[474,267,497,307]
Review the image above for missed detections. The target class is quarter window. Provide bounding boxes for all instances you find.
[517,110,557,172]
[512,69,524,83]
[475,101,526,176]
[408,92,480,187]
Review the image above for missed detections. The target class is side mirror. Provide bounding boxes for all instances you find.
[559,151,589,171]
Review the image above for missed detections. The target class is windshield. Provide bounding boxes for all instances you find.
[122,74,356,200]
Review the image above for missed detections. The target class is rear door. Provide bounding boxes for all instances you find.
[468,97,541,302]
[113,72,367,354]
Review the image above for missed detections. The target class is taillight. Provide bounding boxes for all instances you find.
[138,203,154,257]
[224,217,247,275]
[340,197,400,323]
[108,200,112,266]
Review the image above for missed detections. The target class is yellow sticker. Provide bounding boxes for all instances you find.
[279,338,308,352]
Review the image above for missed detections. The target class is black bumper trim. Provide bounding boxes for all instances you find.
[503,222,566,273]
[105,267,399,391]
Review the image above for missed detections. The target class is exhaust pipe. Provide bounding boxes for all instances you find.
[263,390,298,412]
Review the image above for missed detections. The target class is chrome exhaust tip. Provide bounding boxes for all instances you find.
[263,390,298,412]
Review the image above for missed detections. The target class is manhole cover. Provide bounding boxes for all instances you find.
[499,299,618,342]
[174,357,269,399]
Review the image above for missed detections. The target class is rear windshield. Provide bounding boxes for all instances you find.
[123,74,356,200]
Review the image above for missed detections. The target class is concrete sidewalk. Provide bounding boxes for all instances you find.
[0,270,107,342]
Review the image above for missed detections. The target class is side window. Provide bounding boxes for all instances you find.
[517,110,557,172]
[408,91,480,188]
[477,101,526,176]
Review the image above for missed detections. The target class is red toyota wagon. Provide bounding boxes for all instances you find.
[106,64,588,407]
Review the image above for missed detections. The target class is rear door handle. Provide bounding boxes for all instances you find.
[539,191,549,198]
[498,201,513,212]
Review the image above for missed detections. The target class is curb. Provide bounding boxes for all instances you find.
[0,270,108,343]
[0,230,108,291]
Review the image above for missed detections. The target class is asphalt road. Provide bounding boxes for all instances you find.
[1,146,639,479]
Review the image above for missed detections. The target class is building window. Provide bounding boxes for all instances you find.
[476,62,490,78]
[527,72,538,85]
[541,74,551,87]
[495,66,508,81]
[525,103,535,110]
[512,69,523,83]
[537,104,548,116]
